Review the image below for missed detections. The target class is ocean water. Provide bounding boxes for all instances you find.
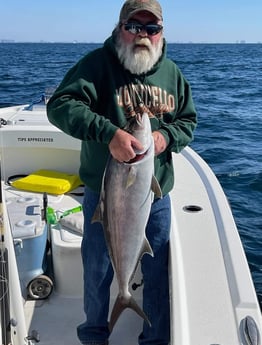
[0,42,261,306]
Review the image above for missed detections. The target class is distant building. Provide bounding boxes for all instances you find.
[1,39,15,43]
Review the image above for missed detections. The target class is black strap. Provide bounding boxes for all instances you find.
[7,174,27,186]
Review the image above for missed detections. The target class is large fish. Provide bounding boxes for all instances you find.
[92,112,162,331]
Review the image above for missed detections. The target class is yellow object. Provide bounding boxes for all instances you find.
[11,169,82,195]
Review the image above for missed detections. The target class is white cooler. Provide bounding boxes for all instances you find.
[51,225,83,297]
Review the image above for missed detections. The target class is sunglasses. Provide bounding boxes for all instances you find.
[123,23,163,36]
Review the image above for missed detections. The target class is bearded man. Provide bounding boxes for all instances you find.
[47,1,197,344]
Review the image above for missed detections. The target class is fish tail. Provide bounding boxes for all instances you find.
[109,293,151,332]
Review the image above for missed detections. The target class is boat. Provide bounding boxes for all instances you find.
[0,96,261,345]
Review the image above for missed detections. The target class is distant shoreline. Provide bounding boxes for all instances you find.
[1,41,261,45]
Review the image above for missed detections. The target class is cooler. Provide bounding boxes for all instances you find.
[6,194,53,299]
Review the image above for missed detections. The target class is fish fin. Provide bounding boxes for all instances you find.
[126,166,137,189]
[91,200,104,224]
[142,237,154,257]
[130,238,154,284]
[109,293,151,332]
[151,175,162,198]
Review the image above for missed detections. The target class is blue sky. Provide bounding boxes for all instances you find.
[0,0,261,43]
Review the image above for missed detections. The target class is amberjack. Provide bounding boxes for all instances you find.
[92,112,162,331]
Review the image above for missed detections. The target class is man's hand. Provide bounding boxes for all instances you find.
[109,129,143,162]
[152,131,167,156]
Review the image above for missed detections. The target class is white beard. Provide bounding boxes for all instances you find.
[116,35,163,75]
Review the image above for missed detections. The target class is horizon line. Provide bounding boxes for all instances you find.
[1,40,261,45]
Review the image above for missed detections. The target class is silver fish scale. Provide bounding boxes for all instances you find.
[103,152,154,287]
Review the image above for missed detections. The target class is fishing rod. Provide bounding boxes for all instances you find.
[0,165,12,345]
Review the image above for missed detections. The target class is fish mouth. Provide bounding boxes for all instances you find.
[125,151,148,164]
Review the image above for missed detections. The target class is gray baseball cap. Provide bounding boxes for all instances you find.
[119,0,163,22]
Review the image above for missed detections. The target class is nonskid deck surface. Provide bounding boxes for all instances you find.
[24,289,143,345]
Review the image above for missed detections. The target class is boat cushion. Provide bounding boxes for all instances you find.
[10,169,82,195]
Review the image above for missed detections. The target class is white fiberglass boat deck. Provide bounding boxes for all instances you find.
[0,103,261,345]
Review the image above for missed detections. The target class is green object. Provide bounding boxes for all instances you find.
[46,205,82,225]
[59,205,83,219]
[46,207,58,225]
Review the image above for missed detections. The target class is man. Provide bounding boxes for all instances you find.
[47,1,197,344]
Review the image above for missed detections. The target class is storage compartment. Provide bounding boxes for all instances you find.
[51,226,83,297]
[6,194,53,299]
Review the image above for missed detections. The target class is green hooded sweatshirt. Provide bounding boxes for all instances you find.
[47,36,197,196]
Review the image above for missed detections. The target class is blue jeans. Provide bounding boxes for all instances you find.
[77,187,171,345]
